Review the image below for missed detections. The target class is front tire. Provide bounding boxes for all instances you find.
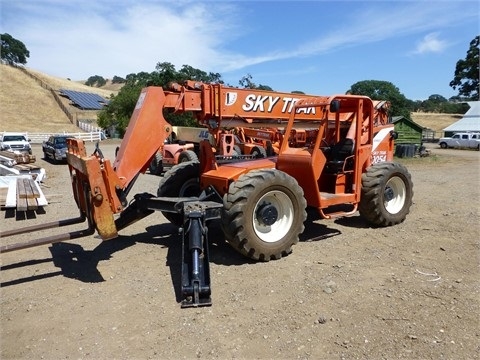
[359,162,413,226]
[149,152,163,175]
[178,150,198,163]
[233,145,242,155]
[439,142,448,149]
[250,146,267,158]
[222,169,307,261]
[157,161,201,225]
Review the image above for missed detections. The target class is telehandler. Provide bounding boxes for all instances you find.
[1,81,413,307]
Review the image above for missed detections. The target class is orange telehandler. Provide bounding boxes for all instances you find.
[148,142,198,175]
[148,126,216,175]
[1,81,413,307]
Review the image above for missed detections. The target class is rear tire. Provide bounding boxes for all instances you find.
[149,152,163,175]
[251,146,267,158]
[222,169,307,261]
[359,162,413,226]
[157,161,201,226]
[178,150,198,163]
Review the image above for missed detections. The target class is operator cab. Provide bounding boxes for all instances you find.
[325,138,355,174]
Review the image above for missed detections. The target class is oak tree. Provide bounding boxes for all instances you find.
[450,35,479,101]
[348,80,411,119]
[1,33,30,65]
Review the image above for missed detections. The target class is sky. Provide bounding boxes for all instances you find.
[1,0,479,101]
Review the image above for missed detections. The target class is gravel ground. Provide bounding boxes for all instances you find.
[1,141,479,359]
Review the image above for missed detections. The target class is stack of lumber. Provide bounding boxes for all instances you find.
[0,150,39,173]
[0,150,37,164]
[0,175,48,210]
[0,151,48,211]
[0,151,46,182]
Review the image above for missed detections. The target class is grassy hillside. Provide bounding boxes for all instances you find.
[27,68,119,97]
[0,64,118,133]
[411,112,462,135]
[0,64,462,135]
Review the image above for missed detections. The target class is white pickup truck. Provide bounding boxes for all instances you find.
[0,132,32,154]
[438,133,480,150]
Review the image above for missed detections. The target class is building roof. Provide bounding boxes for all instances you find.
[391,116,424,132]
[443,101,480,132]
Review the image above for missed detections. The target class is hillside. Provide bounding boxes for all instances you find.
[410,112,462,135]
[0,64,462,135]
[0,64,119,133]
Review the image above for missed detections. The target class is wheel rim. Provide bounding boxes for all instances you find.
[252,190,294,243]
[384,176,406,214]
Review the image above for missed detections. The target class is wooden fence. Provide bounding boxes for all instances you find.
[11,64,106,132]
[24,132,104,144]
[14,65,77,125]
[3,64,106,144]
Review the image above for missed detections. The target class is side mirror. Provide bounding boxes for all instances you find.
[390,130,398,140]
[330,100,340,113]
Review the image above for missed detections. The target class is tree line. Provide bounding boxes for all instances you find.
[1,33,478,136]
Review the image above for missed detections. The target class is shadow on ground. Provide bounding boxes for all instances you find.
[1,215,349,303]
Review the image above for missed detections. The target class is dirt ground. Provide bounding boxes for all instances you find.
[1,141,479,360]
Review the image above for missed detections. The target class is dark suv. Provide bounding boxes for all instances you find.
[42,135,72,163]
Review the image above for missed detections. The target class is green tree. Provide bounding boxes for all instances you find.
[177,64,223,84]
[348,80,411,119]
[85,75,106,87]
[125,71,153,86]
[97,85,141,137]
[1,33,30,65]
[239,73,273,91]
[112,75,126,84]
[449,35,479,101]
[439,101,469,114]
[409,94,470,114]
[421,94,447,112]
[97,63,225,135]
[239,74,255,89]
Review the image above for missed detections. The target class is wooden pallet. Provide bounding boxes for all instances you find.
[16,177,42,211]
[0,151,36,165]
[13,163,42,172]
[0,176,48,211]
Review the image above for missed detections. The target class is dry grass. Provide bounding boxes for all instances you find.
[1,64,462,134]
[0,64,119,133]
[26,67,116,97]
[0,65,78,132]
[411,112,462,134]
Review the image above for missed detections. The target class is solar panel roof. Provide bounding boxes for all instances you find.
[60,89,108,110]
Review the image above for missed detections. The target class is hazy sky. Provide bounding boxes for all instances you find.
[1,0,479,100]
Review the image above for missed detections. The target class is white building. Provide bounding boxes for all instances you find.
[443,101,480,136]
